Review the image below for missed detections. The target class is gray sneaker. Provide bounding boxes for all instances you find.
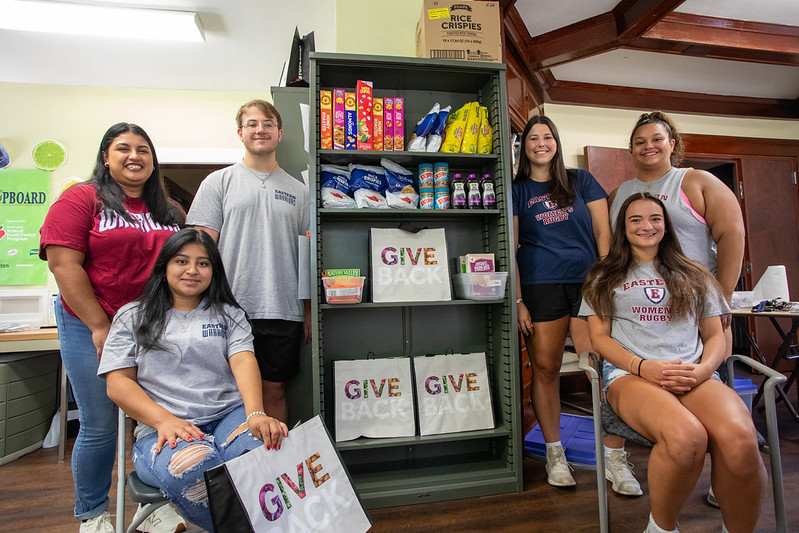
[135,503,188,533]
[605,449,643,496]
[80,511,114,533]
[545,445,576,487]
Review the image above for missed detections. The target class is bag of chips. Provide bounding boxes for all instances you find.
[477,106,493,154]
[460,102,481,154]
[320,164,356,208]
[349,164,388,208]
[425,105,451,153]
[408,103,440,152]
[381,158,418,209]
[439,102,470,153]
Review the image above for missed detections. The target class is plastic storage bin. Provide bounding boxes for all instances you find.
[524,413,596,468]
[734,375,758,412]
[452,272,508,300]
[322,276,365,304]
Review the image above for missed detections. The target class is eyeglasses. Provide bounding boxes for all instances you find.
[242,120,278,130]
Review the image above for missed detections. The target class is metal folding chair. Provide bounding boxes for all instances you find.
[578,352,787,533]
[115,409,204,533]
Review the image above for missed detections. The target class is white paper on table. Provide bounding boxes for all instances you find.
[753,265,791,302]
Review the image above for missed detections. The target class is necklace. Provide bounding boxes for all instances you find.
[173,307,197,333]
[243,160,280,188]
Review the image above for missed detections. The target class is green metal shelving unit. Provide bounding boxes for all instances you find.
[308,52,521,507]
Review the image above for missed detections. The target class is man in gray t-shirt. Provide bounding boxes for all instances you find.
[187,99,310,424]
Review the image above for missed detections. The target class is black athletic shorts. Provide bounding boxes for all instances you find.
[521,283,583,322]
[251,319,303,382]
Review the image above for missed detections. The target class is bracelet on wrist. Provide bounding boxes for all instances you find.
[637,358,644,377]
[628,357,637,375]
[246,411,267,423]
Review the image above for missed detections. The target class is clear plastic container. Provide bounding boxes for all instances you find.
[452,272,508,300]
[322,276,366,304]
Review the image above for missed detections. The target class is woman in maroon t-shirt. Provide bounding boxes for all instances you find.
[40,123,185,532]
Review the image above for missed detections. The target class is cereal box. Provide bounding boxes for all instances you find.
[319,90,333,149]
[356,80,374,150]
[373,97,384,151]
[384,97,394,151]
[415,0,502,63]
[333,89,346,150]
[345,91,357,150]
[393,97,405,151]
[459,253,495,273]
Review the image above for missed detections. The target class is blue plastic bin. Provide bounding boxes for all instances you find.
[524,413,596,469]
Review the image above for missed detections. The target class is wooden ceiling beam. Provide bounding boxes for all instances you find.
[498,0,517,14]
[638,13,799,66]
[522,0,684,69]
[613,0,686,39]
[543,79,799,119]
[526,12,619,68]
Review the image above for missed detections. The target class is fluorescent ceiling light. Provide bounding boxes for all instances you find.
[0,0,205,42]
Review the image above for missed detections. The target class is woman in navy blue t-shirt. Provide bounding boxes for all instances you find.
[512,116,640,495]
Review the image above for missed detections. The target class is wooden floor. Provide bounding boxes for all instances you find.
[2,383,797,532]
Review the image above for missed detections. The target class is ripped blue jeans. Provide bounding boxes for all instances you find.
[132,404,261,532]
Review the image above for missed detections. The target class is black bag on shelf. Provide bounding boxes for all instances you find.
[284,27,315,87]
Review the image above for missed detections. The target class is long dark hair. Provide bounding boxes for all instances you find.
[131,228,244,351]
[583,192,720,319]
[90,122,184,226]
[628,111,684,167]
[513,115,576,208]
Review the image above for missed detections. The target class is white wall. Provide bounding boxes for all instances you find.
[544,104,799,168]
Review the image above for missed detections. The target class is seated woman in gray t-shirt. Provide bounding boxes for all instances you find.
[580,193,764,533]
[98,228,287,532]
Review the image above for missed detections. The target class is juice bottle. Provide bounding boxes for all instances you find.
[451,173,467,209]
[481,173,496,208]
[467,173,482,209]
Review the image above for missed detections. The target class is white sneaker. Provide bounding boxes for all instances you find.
[707,486,720,508]
[605,449,643,496]
[135,503,188,533]
[545,445,576,487]
[80,511,114,533]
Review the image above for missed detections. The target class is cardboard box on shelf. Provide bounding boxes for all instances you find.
[356,80,373,150]
[319,90,333,149]
[415,0,502,63]
[384,98,394,151]
[373,97,384,151]
[333,89,346,150]
[345,91,357,150]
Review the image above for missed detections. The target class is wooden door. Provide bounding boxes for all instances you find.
[740,157,799,365]
[584,146,638,194]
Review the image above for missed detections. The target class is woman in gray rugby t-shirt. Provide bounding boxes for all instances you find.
[581,193,764,533]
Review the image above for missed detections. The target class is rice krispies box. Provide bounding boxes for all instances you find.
[415,0,502,63]
[356,80,374,150]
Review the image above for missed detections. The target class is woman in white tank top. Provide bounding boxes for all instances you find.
[608,111,744,344]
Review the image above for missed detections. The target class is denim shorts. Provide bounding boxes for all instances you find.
[602,359,721,392]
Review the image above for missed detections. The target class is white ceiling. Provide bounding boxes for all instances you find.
[0,0,336,92]
[1,0,797,105]
[516,0,799,102]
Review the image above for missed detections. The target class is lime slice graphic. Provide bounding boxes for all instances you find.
[32,139,67,170]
